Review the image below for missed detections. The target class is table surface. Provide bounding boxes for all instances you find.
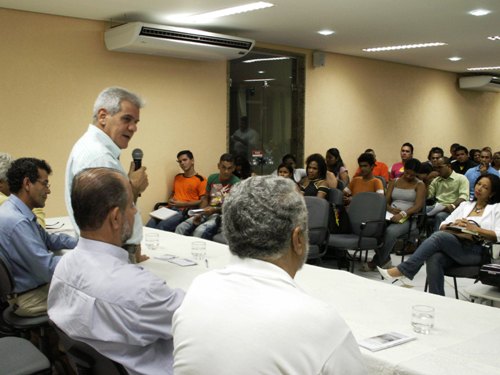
[48,218,500,375]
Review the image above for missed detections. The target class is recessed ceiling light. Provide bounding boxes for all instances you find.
[467,66,500,71]
[171,2,274,23]
[244,78,276,82]
[318,30,335,36]
[243,57,290,63]
[363,42,447,52]
[258,70,265,74]
[488,36,500,41]
[468,9,491,16]
[448,56,462,61]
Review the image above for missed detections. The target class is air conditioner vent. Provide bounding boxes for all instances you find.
[139,27,253,50]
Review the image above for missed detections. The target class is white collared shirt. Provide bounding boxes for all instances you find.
[48,238,185,375]
[65,124,143,244]
[173,257,366,375]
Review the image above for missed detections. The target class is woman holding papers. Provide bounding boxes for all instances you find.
[379,174,500,296]
[365,159,425,271]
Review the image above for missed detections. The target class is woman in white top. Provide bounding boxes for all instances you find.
[379,174,500,296]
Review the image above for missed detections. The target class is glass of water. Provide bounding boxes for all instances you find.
[411,305,435,334]
[145,233,159,250]
[191,241,207,262]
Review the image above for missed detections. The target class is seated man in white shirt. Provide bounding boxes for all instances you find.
[173,175,365,375]
[48,168,185,375]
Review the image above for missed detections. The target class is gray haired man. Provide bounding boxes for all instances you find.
[65,87,149,263]
[173,176,365,375]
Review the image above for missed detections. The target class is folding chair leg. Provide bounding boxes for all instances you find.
[453,277,459,299]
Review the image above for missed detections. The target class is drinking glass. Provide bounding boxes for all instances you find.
[411,305,435,334]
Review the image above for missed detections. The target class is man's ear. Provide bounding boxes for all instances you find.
[108,206,122,230]
[291,226,304,257]
[97,108,108,127]
[23,177,31,192]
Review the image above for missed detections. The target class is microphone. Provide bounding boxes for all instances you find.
[132,148,143,171]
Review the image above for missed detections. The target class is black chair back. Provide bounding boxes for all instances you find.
[348,192,386,238]
[52,323,127,375]
[304,196,330,260]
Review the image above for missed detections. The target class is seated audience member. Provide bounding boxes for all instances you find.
[379,174,500,296]
[0,158,77,317]
[390,142,413,180]
[173,176,366,374]
[233,155,254,180]
[299,153,329,199]
[344,152,384,206]
[418,146,444,186]
[175,153,239,240]
[465,148,499,199]
[0,152,12,206]
[277,153,306,183]
[366,159,425,270]
[354,148,389,182]
[470,148,481,164]
[49,168,184,375]
[0,152,46,227]
[147,150,206,232]
[326,148,349,187]
[277,162,294,180]
[427,157,469,231]
[451,145,477,175]
[448,143,460,162]
[493,151,500,172]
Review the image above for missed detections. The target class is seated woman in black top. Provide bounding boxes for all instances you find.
[299,154,329,199]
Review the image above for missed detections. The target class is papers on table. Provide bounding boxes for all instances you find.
[149,207,178,220]
[359,332,416,352]
[154,254,197,267]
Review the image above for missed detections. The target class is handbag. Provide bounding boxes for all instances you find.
[478,264,500,288]
[443,221,482,244]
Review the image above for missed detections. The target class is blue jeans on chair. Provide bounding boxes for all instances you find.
[397,231,483,296]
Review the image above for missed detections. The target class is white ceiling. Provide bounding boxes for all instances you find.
[1,0,499,74]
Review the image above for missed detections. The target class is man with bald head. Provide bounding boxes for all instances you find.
[173,176,365,374]
[49,168,184,375]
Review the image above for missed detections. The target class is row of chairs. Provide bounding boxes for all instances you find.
[305,189,494,300]
[0,256,126,374]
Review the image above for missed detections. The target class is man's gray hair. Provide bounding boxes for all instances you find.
[0,153,13,181]
[222,175,308,260]
[92,87,144,123]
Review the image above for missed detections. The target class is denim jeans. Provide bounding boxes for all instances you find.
[373,219,414,266]
[175,214,220,240]
[397,231,483,296]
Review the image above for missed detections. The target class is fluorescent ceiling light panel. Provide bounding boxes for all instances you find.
[175,2,274,23]
[243,57,290,63]
[467,66,500,71]
[468,9,491,16]
[244,78,276,82]
[448,56,462,61]
[363,42,447,52]
[318,30,335,36]
[488,36,500,41]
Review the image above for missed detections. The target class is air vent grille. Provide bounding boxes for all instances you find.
[140,27,253,50]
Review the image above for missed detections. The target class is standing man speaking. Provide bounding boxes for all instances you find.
[65,87,149,263]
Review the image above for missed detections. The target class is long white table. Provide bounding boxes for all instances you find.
[49,220,500,375]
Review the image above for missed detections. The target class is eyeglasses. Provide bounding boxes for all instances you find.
[36,179,51,188]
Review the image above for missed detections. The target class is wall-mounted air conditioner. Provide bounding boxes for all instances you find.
[459,75,500,93]
[104,22,255,61]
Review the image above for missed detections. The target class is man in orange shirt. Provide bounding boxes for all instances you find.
[147,150,207,232]
[344,152,384,206]
[353,148,389,183]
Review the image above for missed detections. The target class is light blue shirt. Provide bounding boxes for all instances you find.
[65,124,143,244]
[48,238,185,375]
[0,195,77,293]
[464,165,499,199]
